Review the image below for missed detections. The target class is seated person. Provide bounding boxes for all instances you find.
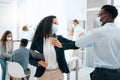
[11,39,30,80]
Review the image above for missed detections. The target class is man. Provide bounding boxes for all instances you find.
[11,39,30,80]
[75,5,120,80]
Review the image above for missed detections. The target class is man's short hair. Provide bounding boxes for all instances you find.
[21,38,28,47]
[101,5,118,19]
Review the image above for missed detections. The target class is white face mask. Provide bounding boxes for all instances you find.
[7,37,12,41]
[96,17,102,27]
[52,24,58,34]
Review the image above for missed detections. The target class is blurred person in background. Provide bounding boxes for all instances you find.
[11,38,30,80]
[67,19,85,70]
[21,25,34,41]
[0,30,13,80]
[21,25,29,40]
[72,19,85,41]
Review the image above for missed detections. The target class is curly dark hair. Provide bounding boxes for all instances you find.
[33,15,56,40]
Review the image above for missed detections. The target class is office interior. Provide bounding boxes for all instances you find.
[0,0,120,80]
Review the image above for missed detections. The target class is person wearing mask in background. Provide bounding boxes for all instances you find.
[75,5,120,80]
[0,30,13,80]
[11,38,30,80]
[29,15,78,80]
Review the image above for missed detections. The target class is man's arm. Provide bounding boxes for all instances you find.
[75,30,98,47]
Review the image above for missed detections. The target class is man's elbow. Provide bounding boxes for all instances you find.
[75,41,80,47]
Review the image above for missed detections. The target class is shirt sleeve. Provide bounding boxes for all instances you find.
[29,39,42,67]
[75,30,98,47]
[58,35,79,50]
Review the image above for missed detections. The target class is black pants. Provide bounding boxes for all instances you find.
[90,68,120,80]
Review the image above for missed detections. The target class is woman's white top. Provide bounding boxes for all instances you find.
[43,38,58,69]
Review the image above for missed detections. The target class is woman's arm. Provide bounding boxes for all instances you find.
[29,40,39,67]
[51,35,79,50]
[29,39,47,67]
[29,53,39,67]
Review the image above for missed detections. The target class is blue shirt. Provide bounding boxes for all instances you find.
[75,23,120,69]
[11,47,29,71]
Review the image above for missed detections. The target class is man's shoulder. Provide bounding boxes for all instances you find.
[13,47,27,53]
[12,48,21,53]
[12,47,29,56]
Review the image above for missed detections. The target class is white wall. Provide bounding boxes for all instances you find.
[16,0,87,38]
[0,0,87,39]
[17,0,68,38]
[65,0,86,30]
[0,0,17,39]
[65,0,86,20]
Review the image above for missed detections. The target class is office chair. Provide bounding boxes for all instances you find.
[7,61,30,80]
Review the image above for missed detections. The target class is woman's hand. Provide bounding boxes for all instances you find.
[50,37,63,48]
[38,60,48,67]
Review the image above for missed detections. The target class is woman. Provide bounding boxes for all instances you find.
[29,15,78,80]
[0,30,13,80]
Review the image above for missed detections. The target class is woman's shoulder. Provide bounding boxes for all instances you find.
[57,35,63,39]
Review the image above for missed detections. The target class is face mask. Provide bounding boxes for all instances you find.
[96,17,102,27]
[52,24,58,34]
[7,37,12,41]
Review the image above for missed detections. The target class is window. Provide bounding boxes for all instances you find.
[114,0,120,28]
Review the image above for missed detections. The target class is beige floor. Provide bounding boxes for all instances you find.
[68,67,94,80]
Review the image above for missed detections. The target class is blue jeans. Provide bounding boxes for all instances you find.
[0,59,6,80]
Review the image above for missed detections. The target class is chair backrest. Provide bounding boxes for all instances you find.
[7,61,27,78]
